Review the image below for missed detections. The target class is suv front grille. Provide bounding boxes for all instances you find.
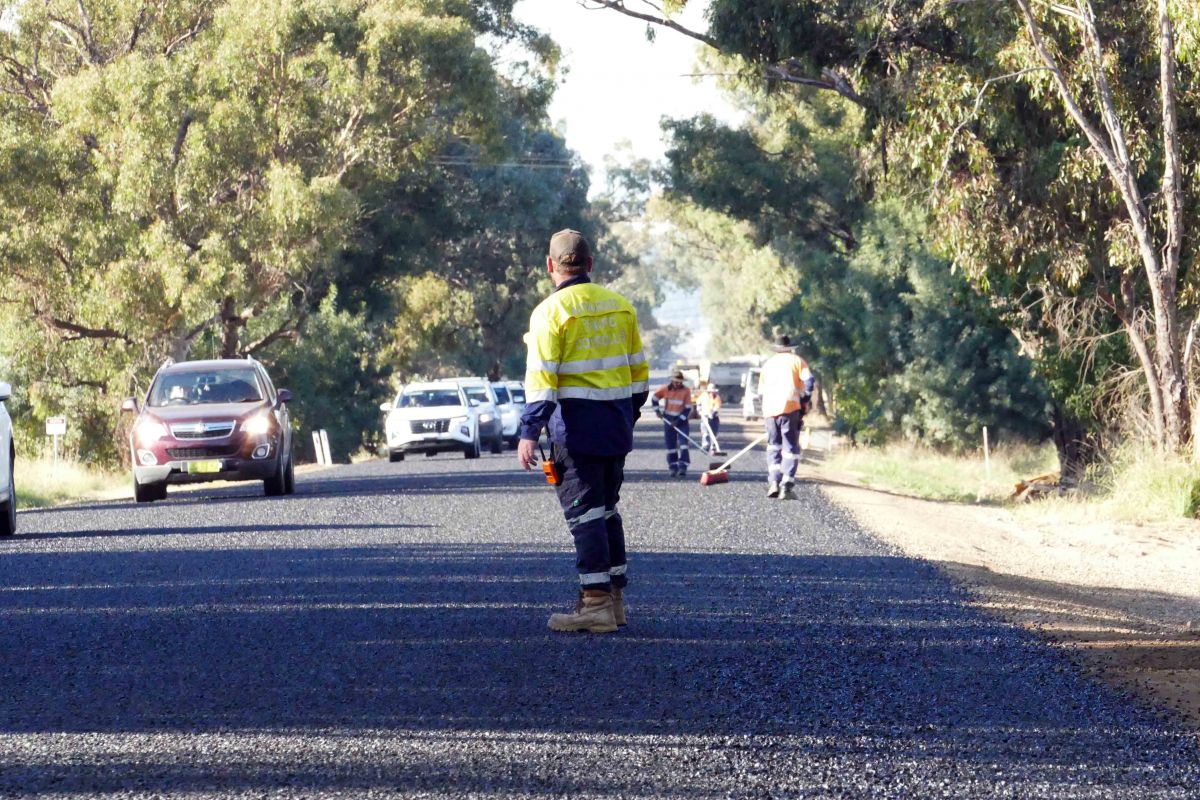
[167,445,240,459]
[411,418,450,434]
[171,421,236,439]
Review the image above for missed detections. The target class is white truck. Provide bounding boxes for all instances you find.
[673,356,767,405]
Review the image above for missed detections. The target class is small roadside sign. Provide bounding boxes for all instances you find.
[46,416,67,467]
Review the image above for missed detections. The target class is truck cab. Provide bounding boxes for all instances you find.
[741,368,763,420]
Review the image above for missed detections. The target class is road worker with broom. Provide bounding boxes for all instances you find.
[758,335,814,499]
[652,370,693,477]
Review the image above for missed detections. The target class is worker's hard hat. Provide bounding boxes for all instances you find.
[671,369,685,381]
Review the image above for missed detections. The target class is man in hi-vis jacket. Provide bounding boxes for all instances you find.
[651,370,692,477]
[517,229,650,633]
[758,335,814,500]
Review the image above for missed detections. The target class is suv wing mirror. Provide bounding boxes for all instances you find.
[0,382,10,402]
[120,397,139,413]
[379,401,393,413]
[276,388,294,406]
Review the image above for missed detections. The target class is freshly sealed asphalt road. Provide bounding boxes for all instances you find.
[1,419,1198,799]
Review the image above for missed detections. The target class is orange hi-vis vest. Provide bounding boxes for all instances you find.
[696,392,721,418]
[758,352,813,417]
[654,384,691,417]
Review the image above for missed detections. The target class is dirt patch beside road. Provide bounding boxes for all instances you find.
[814,472,1200,727]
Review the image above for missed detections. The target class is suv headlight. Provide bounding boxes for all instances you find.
[242,414,272,435]
[135,420,168,446]
[478,412,494,423]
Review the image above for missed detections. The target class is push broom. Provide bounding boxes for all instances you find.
[699,416,726,456]
[699,433,768,486]
[659,415,726,469]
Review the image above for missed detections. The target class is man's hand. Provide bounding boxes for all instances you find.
[517,438,538,471]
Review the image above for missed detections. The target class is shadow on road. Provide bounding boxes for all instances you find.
[0,543,1194,795]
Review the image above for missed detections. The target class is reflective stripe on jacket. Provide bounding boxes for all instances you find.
[758,352,814,417]
[653,384,691,417]
[520,275,650,455]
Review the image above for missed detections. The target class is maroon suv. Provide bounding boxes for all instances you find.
[122,358,296,502]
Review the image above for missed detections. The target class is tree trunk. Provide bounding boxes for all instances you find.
[1051,402,1093,485]
[1016,0,1191,451]
[219,297,243,358]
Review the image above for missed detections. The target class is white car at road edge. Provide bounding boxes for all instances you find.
[0,382,16,536]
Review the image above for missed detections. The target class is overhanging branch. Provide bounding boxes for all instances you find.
[578,0,718,48]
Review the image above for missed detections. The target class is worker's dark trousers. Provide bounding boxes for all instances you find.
[765,410,803,484]
[662,416,691,470]
[701,414,720,451]
[550,444,628,592]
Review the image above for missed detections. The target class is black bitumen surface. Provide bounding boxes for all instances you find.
[1,419,1197,798]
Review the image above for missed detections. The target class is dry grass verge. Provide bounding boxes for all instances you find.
[14,458,130,509]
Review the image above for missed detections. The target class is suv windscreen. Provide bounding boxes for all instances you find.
[149,368,264,407]
[399,389,463,408]
[510,387,526,404]
[492,386,511,404]
[463,387,491,406]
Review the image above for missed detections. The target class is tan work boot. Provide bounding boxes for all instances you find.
[548,591,618,633]
[612,585,627,627]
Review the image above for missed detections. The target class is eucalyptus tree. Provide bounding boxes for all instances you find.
[0,0,547,456]
[593,0,1200,458]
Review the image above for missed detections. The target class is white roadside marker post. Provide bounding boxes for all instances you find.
[45,416,67,469]
[983,425,991,477]
[312,431,325,466]
[319,429,332,466]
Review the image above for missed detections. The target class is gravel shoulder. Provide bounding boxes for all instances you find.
[815,462,1200,729]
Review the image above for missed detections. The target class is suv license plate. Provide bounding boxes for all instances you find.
[187,460,222,475]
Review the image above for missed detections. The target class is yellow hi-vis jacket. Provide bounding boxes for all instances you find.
[758,351,814,418]
[521,276,650,455]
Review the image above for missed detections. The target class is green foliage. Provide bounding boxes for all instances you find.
[0,0,584,463]
[649,80,1051,450]
[686,0,1200,465]
[263,288,382,462]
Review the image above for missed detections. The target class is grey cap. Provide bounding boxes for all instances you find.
[549,229,592,267]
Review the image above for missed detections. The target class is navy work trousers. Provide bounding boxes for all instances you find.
[701,414,721,452]
[661,415,691,469]
[551,444,628,591]
[765,410,803,484]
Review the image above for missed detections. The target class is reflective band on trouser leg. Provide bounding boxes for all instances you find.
[782,452,799,481]
[604,501,627,588]
[567,506,607,529]
[567,505,611,589]
[766,443,783,481]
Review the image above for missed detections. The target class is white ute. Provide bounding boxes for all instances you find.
[0,382,15,536]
